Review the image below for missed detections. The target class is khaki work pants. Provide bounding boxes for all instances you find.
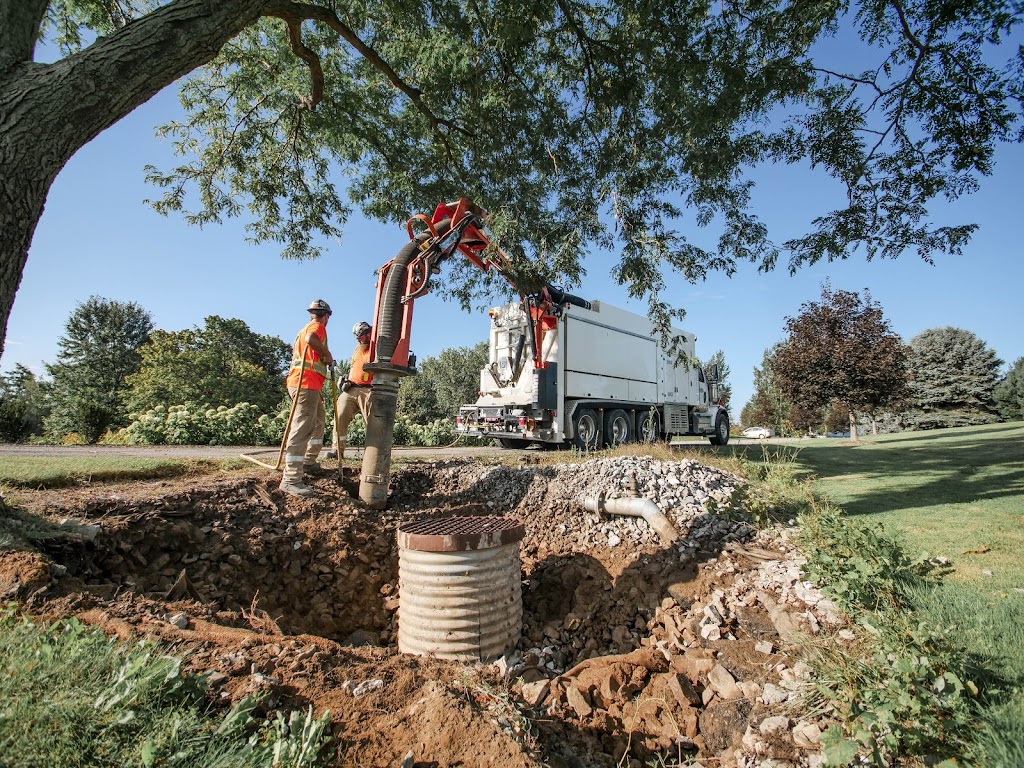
[335,385,371,459]
[281,387,326,485]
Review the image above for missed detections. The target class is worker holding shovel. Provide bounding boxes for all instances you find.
[278,299,334,498]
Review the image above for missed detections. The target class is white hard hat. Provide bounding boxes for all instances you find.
[352,321,371,338]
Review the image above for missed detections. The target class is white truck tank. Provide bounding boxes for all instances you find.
[455,299,730,448]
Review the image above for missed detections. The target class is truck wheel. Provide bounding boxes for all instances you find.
[605,409,633,446]
[709,413,730,446]
[637,409,661,443]
[572,408,601,451]
[497,438,528,449]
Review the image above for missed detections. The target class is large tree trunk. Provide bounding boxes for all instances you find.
[849,409,859,442]
[0,0,272,360]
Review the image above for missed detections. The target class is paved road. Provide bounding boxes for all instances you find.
[0,437,793,462]
[0,443,509,460]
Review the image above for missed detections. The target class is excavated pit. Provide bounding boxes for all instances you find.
[6,456,840,767]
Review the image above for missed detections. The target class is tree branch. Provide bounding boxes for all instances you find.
[265,1,472,141]
[812,66,883,96]
[281,15,324,109]
[888,0,927,54]
[0,0,48,74]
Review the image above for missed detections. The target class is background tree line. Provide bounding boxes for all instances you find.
[739,285,1022,437]
[0,296,489,445]
[3,289,1020,445]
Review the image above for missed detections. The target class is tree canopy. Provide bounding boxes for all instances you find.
[700,350,732,407]
[45,296,153,442]
[740,343,795,435]
[994,357,1024,421]
[0,363,48,442]
[904,326,1003,428]
[126,315,290,416]
[2,0,1022,357]
[398,342,489,423]
[771,284,908,439]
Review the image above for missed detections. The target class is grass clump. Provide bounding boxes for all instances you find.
[0,607,331,768]
[0,504,85,550]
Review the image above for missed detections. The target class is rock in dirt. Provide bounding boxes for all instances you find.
[521,680,550,708]
[707,664,742,700]
[793,720,823,748]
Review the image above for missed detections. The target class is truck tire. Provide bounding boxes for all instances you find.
[497,438,529,449]
[637,409,661,443]
[572,408,601,451]
[709,412,730,446]
[605,409,633,446]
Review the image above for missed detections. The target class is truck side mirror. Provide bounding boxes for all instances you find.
[710,363,720,382]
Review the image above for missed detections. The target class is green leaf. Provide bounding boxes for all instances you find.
[823,737,861,765]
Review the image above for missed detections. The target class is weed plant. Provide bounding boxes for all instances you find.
[0,607,331,768]
[796,499,987,767]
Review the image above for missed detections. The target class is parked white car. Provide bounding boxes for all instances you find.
[741,426,772,439]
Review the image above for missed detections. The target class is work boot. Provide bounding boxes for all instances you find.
[279,481,315,498]
[303,462,326,476]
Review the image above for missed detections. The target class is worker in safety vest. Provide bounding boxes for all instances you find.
[280,299,334,498]
[334,320,373,460]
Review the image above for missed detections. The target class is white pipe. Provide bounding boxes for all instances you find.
[583,494,679,545]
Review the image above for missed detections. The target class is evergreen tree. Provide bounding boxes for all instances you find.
[905,327,1003,428]
[126,316,290,416]
[45,297,153,442]
[772,285,909,441]
[0,364,48,442]
[994,357,1024,421]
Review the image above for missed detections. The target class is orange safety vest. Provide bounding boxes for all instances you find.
[286,321,328,391]
[349,344,373,385]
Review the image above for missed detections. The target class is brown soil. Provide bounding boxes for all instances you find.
[1,457,823,768]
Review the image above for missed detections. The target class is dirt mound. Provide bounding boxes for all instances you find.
[2,457,840,767]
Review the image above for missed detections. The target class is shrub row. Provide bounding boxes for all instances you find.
[103,403,457,448]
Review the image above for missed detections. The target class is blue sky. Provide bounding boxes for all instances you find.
[2,73,1022,417]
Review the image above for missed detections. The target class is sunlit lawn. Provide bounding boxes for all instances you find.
[791,422,1024,591]
[0,456,213,490]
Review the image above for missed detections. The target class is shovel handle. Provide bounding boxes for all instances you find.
[276,355,308,470]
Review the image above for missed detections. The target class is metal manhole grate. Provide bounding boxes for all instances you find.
[398,516,525,552]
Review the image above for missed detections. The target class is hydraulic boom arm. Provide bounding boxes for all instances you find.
[369,198,590,371]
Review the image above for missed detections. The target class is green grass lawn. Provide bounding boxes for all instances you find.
[792,422,1024,590]
[0,456,224,489]
[786,423,1024,766]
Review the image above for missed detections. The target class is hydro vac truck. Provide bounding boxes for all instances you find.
[356,199,729,510]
